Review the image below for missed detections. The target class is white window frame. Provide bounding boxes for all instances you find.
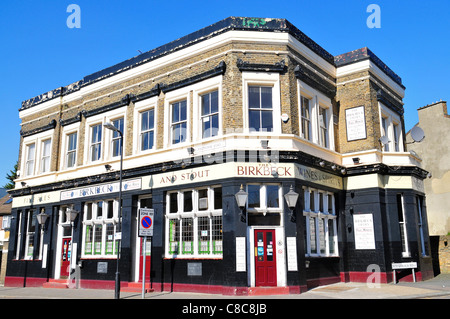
[15,211,23,260]
[24,209,36,260]
[66,131,78,168]
[134,96,158,154]
[110,117,124,158]
[246,184,283,217]
[397,194,410,257]
[300,95,312,141]
[83,106,127,164]
[89,123,103,162]
[164,87,190,148]
[378,102,404,153]
[297,80,334,150]
[318,105,329,148]
[40,139,52,173]
[242,72,281,135]
[165,186,223,259]
[60,122,79,170]
[81,199,120,258]
[303,187,338,257]
[24,142,36,177]
[416,196,428,257]
[38,208,45,260]
[21,129,54,177]
[192,76,223,141]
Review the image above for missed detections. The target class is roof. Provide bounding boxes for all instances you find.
[0,193,12,215]
[20,16,402,111]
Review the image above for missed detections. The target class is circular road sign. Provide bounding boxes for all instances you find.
[141,216,152,229]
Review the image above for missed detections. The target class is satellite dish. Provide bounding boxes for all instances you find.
[379,135,390,146]
[410,126,425,143]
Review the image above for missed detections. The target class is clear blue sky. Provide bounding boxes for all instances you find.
[1,0,449,187]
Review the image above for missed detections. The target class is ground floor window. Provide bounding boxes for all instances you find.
[81,199,120,258]
[303,187,338,257]
[165,186,222,258]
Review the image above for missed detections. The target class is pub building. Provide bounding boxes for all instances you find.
[5,17,433,295]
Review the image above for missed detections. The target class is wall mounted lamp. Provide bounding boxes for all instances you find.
[235,184,248,222]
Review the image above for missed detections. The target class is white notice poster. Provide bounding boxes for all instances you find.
[286,237,298,271]
[353,214,376,249]
[346,106,367,141]
[236,237,246,272]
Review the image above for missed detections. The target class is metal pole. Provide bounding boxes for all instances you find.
[142,236,147,299]
[115,131,123,299]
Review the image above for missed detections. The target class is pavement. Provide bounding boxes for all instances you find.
[0,274,449,300]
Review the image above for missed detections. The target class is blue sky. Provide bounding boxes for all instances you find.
[0,0,449,187]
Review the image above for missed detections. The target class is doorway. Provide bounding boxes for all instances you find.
[133,195,152,282]
[60,237,71,278]
[254,229,277,286]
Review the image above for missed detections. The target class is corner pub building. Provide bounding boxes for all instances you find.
[6,17,433,295]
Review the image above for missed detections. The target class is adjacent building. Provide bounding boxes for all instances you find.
[406,101,450,274]
[5,17,433,295]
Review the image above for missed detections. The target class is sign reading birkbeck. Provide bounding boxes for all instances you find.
[60,179,142,200]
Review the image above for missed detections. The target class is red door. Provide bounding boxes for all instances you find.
[61,238,71,278]
[254,229,277,287]
[139,238,151,282]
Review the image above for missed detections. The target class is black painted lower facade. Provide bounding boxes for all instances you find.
[5,154,434,294]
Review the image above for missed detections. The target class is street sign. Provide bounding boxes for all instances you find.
[139,208,154,237]
[392,262,417,270]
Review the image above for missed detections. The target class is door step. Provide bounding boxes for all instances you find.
[43,279,69,289]
[121,282,154,293]
[247,286,290,296]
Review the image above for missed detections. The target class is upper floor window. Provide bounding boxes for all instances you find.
[140,109,155,151]
[319,106,329,148]
[300,96,311,141]
[298,81,334,151]
[201,90,219,138]
[25,143,36,176]
[248,86,273,132]
[379,102,403,152]
[66,132,77,168]
[171,100,187,144]
[111,118,124,157]
[40,139,51,173]
[90,124,102,162]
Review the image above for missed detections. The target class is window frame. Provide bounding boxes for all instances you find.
[133,96,158,154]
[66,131,78,169]
[89,123,103,162]
[110,117,124,158]
[81,199,120,258]
[83,106,127,164]
[300,95,312,141]
[303,187,338,257]
[170,99,188,145]
[192,75,223,142]
[25,142,36,177]
[378,102,404,153]
[21,129,54,177]
[165,186,223,259]
[40,138,52,173]
[242,72,281,135]
[24,209,37,260]
[396,193,410,257]
[297,80,334,150]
